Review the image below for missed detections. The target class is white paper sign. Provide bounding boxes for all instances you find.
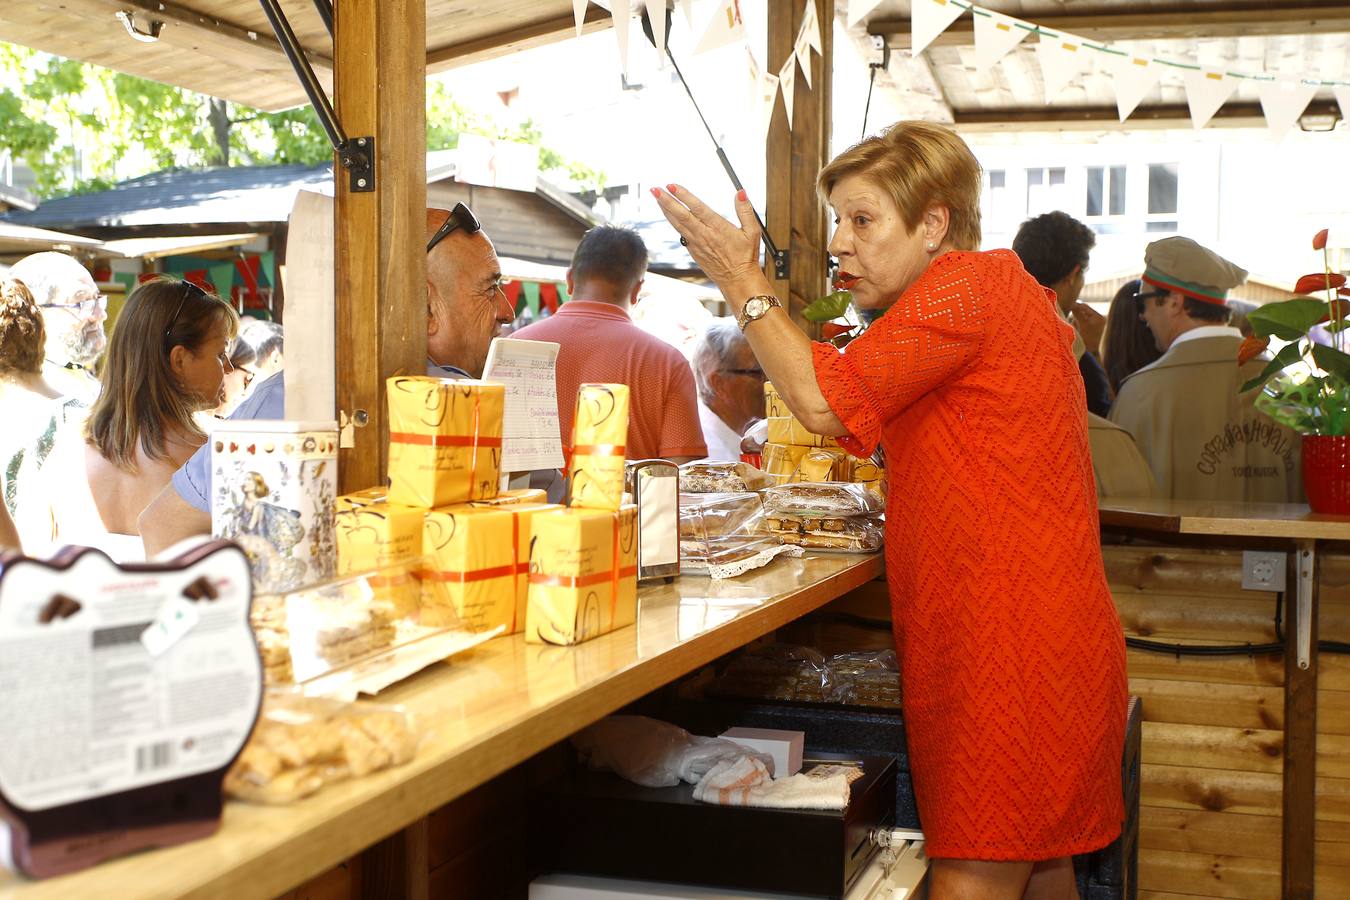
[483,338,565,472]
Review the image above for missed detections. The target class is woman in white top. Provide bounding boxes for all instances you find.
[28,278,238,562]
[0,278,66,524]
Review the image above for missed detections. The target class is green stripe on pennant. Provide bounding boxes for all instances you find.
[521,280,541,317]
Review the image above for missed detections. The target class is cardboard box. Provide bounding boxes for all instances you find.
[335,486,386,512]
[470,488,547,507]
[569,384,630,511]
[764,382,839,449]
[334,500,424,618]
[719,726,805,777]
[387,376,504,509]
[794,447,850,483]
[422,506,516,632]
[526,505,638,645]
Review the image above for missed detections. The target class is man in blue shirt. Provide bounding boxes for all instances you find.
[139,206,514,557]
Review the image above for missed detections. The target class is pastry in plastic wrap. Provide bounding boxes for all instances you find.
[251,594,293,684]
[225,695,418,804]
[764,382,839,448]
[526,505,638,645]
[386,376,504,509]
[569,383,630,511]
[793,447,852,483]
[335,499,424,617]
[761,443,807,485]
[760,482,884,517]
[764,515,883,552]
[679,461,768,493]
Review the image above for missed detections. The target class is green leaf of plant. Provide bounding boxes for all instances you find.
[1240,341,1304,393]
[1247,299,1328,340]
[802,291,853,323]
[1311,343,1350,383]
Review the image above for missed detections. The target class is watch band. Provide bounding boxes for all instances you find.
[737,294,782,331]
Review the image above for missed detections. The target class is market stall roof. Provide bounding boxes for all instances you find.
[100,232,262,259]
[0,1,612,112]
[0,221,104,256]
[852,1,1350,130]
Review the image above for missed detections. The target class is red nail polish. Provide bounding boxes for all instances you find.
[667,184,679,194]
[737,189,748,202]
[650,187,661,198]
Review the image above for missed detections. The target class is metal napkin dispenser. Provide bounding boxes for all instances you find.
[624,460,680,582]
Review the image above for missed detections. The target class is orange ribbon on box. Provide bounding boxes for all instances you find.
[527,510,636,623]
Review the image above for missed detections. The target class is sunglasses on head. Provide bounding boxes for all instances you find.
[165,280,210,342]
[426,202,482,254]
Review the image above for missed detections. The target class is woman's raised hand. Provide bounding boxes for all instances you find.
[652,185,769,297]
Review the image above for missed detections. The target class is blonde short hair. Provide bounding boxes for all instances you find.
[817,121,982,251]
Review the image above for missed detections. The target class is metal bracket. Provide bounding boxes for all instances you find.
[769,248,789,280]
[1296,540,1315,669]
[340,137,375,193]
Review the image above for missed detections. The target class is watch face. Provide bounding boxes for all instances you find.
[745,297,767,318]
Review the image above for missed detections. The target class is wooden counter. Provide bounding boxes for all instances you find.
[1099,499,1350,900]
[0,552,883,900]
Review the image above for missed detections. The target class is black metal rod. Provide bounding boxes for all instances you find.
[312,0,334,38]
[258,0,346,152]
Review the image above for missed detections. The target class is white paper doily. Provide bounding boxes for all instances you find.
[683,544,805,579]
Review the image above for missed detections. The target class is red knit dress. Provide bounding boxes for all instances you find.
[813,249,1127,860]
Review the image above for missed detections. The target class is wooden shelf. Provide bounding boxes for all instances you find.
[0,553,883,899]
[1100,499,1350,542]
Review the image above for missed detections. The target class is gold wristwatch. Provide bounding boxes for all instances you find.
[737,294,782,331]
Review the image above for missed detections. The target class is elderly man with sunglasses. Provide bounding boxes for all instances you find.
[1109,236,1301,502]
[139,205,515,557]
[8,251,108,405]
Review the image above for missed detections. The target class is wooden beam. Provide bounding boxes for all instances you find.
[334,0,428,494]
[765,0,832,329]
[1283,542,1319,899]
[426,6,612,73]
[951,100,1343,132]
[870,3,1350,48]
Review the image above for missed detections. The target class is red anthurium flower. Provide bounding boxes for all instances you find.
[1295,272,1348,294]
[1314,229,1330,251]
[1340,287,1350,298]
[820,322,855,340]
[1320,299,1350,324]
[1238,335,1270,365]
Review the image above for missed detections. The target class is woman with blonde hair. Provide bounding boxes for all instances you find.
[655,122,1126,899]
[25,278,238,561]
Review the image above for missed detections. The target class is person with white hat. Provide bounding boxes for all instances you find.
[1110,236,1301,502]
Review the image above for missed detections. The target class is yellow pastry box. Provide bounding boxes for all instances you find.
[387,376,504,509]
[526,505,638,645]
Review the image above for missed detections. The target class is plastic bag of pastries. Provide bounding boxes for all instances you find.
[678,461,769,493]
[759,482,883,517]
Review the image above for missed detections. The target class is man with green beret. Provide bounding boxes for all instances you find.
[1110,236,1301,502]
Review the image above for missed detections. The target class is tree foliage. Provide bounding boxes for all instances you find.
[0,43,605,199]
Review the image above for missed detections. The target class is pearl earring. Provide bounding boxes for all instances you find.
[927,242,936,251]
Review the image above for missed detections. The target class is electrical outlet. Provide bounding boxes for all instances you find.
[1242,551,1287,592]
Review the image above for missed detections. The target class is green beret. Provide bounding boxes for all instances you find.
[1142,236,1247,306]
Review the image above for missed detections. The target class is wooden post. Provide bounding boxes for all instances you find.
[1283,540,1318,898]
[764,0,832,330]
[334,0,427,494]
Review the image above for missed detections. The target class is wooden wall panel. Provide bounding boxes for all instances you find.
[426,182,588,265]
[1139,847,1278,900]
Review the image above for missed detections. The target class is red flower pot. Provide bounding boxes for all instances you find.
[1302,435,1350,513]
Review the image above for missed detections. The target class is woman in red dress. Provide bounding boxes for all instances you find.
[655,122,1126,899]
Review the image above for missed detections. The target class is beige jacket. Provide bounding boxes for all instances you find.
[1087,413,1157,500]
[1110,332,1302,502]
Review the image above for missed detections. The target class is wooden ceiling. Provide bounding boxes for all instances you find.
[0,0,610,111]
[848,0,1350,130]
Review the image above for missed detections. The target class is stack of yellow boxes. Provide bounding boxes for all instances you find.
[762,382,884,497]
[334,376,563,637]
[524,384,638,646]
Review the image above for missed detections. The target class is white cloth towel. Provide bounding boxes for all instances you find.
[691,756,853,810]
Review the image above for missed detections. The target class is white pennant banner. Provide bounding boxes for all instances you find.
[645,0,667,58]
[1183,69,1238,129]
[847,0,885,28]
[972,10,1030,73]
[912,0,966,56]
[795,0,822,89]
[611,0,631,75]
[1336,86,1350,123]
[573,0,588,38]
[779,52,797,129]
[1104,54,1160,121]
[695,0,747,54]
[679,0,694,25]
[1258,79,1318,139]
[1036,31,1091,103]
[747,49,779,142]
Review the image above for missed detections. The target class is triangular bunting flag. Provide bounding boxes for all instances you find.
[1258,79,1318,139]
[795,34,813,90]
[1035,31,1090,102]
[847,0,885,28]
[912,0,966,56]
[972,10,1030,73]
[1104,53,1160,121]
[573,0,588,38]
[795,0,821,89]
[611,0,631,74]
[521,280,541,317]
[694,0,746,54]
[679,0,694,25]
[646,0,667,58]
[540,282,560,315]
[1183,69,1238,129]
[1336,86,1350,123]
[779,52,796,129]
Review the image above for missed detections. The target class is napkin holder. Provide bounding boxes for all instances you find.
[625,460,679,583]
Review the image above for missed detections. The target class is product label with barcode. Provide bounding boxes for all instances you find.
[0,547,262,812]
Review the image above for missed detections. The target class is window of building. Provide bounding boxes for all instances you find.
[1085,165,1127,218]
[1145,162,1180,233]
[1026,167,1067,217]
[989,169,1006,190]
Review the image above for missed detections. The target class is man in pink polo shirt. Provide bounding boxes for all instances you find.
[513,226,706,462]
